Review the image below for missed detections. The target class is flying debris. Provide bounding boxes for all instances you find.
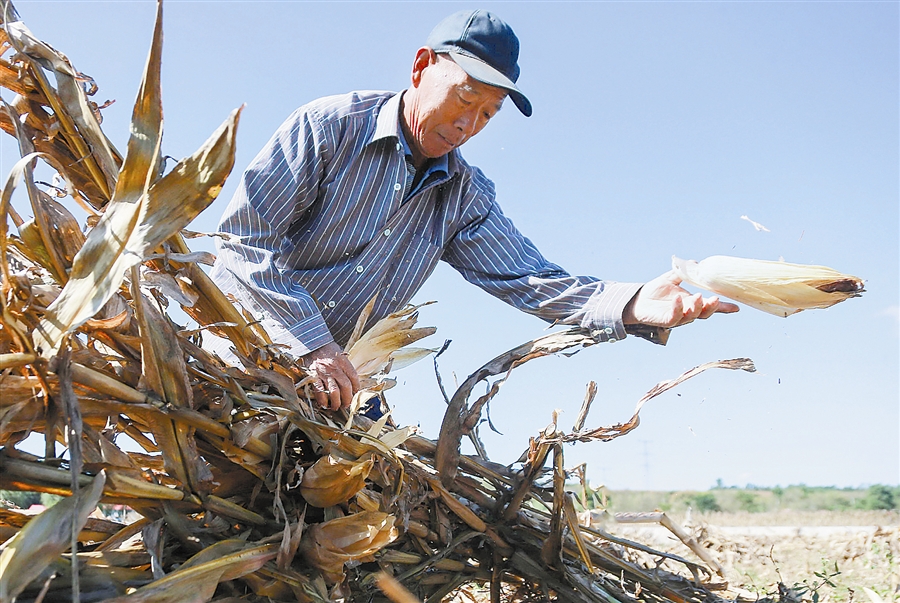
[740,215,770,232]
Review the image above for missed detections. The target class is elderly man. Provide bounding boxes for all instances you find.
[208,10,737,410]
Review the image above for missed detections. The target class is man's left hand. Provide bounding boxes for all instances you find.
[623,270,739,328]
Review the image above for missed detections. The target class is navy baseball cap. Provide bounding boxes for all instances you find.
[425,10,533,117]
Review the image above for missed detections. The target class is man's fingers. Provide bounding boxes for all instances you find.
[331,370,354,409]
[716,300,740,314]
[311,379,330,409]
[685,292,704,319]
[326,377,342,410]
[697,297,740,320]
[337,354,361,392]
[672,293,703,326]
[666,294,684,327]
[698,299,719,320]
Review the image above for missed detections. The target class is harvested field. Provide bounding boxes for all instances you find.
[603,511,899,601]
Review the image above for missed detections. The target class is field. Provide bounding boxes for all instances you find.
[597,511,897,600]
[590,487,900,601]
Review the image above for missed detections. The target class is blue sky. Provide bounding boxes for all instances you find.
[4,1,898,491]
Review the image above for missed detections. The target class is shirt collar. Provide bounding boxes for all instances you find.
[371,92,404,144]
[371,91,456,176]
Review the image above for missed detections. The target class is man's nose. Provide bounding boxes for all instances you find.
[454,111,478,137]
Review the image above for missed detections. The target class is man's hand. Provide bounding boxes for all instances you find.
[623,270,739,328]
[302,342,360,410]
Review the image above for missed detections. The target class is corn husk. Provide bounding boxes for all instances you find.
[300,511,398,583]
[672,255,864,317]
[299,453,375,508]
[346,303,437,377]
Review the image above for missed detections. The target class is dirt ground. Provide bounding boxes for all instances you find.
[605,511,899,602]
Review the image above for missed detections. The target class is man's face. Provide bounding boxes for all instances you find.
[403,52,507,163]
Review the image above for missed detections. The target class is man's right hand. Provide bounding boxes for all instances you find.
[302,341,360,410]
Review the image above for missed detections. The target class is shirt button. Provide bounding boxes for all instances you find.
[393,182,402,191]
[383,229,391,237]
[356,265,364,273]
[604,327,614,335]
[396,143,401,151]
[327,301,336,308]
[608,337,617,344]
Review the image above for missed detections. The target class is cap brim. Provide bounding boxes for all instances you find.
[448,50,533,117]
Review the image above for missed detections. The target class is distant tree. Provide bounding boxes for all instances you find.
[859,485,896,510]
[772,486,784,498]
[713,478,724,490]
[692,492,721,512]
[0,490,41,508]
[736,491,763,512]
[40,492,64,508]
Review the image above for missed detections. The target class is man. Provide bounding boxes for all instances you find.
[208,10,738,410]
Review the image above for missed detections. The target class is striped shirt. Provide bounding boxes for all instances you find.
[209,91,645,358]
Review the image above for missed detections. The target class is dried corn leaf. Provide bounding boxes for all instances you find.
[33,3,241,355]
[300,453,375,508]
[141,269,199,307]
[0,470,105,602]
[3,18,119,201]
[132,284,212,493]
[100,542,279,603]
[387,347,437,371]
[300,511,398,583]
[672,255,864,317]
[30,0,163,353]
[346,303,436,376]
[348,327,436,377]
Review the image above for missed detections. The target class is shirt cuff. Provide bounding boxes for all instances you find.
[580,281,643,343]
[582,282,671,346]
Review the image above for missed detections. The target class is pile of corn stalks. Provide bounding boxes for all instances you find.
[0,3,759,602]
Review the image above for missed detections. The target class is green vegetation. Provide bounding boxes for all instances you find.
[860,485,896,510]
[735,491,763,512]
[590,484,900,513]
[690,492,721,512]
[0,490,64,509]
[0,489,41,509]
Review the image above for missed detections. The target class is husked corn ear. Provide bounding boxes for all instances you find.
[300,511,398,583]
[672,255,864,317]
[300,453,375,508]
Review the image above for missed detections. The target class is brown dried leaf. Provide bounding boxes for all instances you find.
[301,511,398,583]
[300,453,375,508]
[100,542,278,603]
[33,11,241,356]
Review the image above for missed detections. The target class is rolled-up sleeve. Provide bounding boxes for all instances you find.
[212,107,334,357]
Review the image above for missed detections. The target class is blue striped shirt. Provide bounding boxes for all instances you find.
[209,91,644,357]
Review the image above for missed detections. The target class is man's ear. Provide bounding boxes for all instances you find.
[410,47,437,88]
